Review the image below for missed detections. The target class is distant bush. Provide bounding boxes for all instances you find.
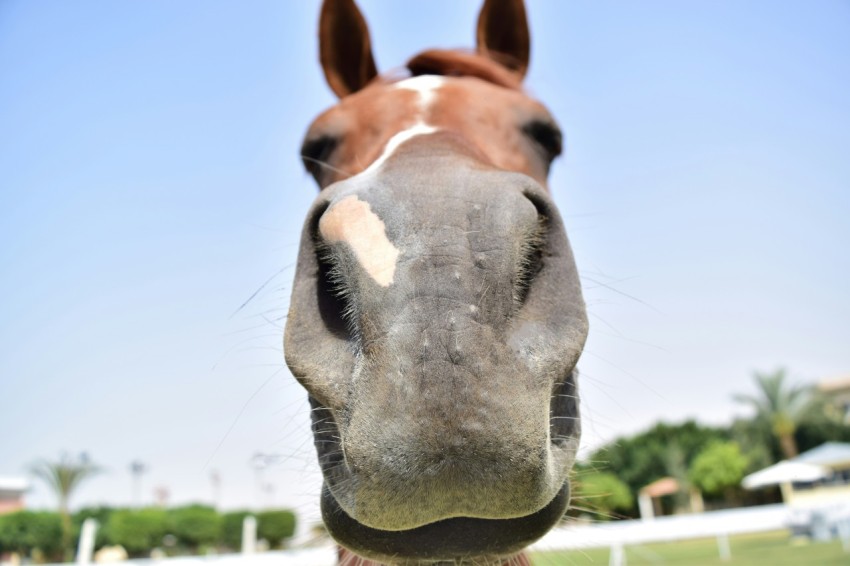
[73,506,115,549]
[589,420,729,498]
[107,508,168,557]
[0,510,63,560]
[0,505,298,557]
[689,440,749,496]
[167,505,221,550]
[257,509,296,548]
[221,510,251,551]
[574,472,633,520]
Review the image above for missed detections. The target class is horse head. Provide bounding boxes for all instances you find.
[285,1,588,563]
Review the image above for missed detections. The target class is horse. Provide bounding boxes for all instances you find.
[284,0,588,564]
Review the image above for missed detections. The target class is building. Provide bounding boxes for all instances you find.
[0,477,29,514]
[818,375,850,424]
[790,441,850,506]
[742,442,850,507]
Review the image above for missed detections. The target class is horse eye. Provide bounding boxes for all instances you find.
[523,121,563,161]
[301,135,339,179]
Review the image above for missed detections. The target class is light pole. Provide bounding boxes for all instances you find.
[210,469,221,509]
[129,460,148,507]
[249,453,282,509]
[250,453,267,509]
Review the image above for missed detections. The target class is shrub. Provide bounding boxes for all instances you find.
[221,510,251,550]
[0,510,63,560]
[107,508,168,557]
[689,440,749,496]
[256,509,296,548]
[574,472,633,520]
[73,506,115,548]
[167,505,221,550]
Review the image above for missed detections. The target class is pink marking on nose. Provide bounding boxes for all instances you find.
[319,195,400,287]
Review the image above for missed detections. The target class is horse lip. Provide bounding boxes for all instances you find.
[312,378,579,531]
[308,364,581,535]
[321,481,570,565]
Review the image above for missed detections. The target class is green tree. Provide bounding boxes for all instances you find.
[29,453,100,558]
[689,441,749,497]
[796,417,850,454]
[733,369,815,459]
[256,510,297,548]
[73,506,116,549]
[0,510,63,561]
[661,442,692,512]
[573,472,633,520]
[107,508,168,557]
[730,417,776,473]
[221,510,251,550]
[167,505,221,551]
[590,420,728,499]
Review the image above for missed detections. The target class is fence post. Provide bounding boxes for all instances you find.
[838,519,850,553]
[716,532,731,562]
[75,518,97,565]
[638,493,654,521]
[242,515,258,554]
[609,541,626,566]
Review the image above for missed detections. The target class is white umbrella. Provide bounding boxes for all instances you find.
[742,460,831,490]
[795,442,850,468]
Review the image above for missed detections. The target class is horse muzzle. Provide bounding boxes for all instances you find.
[285,147,587,560]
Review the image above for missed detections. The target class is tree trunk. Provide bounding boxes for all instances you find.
[779,432,799,459]
[60,498,72,562]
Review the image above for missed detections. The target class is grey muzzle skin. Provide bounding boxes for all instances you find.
[285,142,587,538]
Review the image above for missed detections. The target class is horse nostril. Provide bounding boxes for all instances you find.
[315,244,353,340]
[514,202,548,309]
[310,203,358,344]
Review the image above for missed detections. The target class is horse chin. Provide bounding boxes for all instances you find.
[321,481,570,565]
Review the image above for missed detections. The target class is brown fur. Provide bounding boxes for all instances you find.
[407,49,523,90]
[304,51,555,189]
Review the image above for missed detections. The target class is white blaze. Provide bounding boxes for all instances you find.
[362,123,437,174]
[361,76,446,173]
[329,78,445,285]
[395,74,446,110]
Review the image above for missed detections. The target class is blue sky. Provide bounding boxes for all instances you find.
[1,0,848,530]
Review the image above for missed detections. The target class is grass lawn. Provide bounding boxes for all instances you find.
[531,530,849,565]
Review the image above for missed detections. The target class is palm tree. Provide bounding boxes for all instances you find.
[30,453,101,558]
[662,442,693,513]
[733,369,814,459]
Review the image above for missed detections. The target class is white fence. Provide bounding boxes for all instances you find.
[111,547,339,566]
[531,503,789,551]
[24,503,850,566]
[8,547,339,566]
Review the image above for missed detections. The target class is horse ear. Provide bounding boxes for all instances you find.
[475,0,530,79]
[319,0,378,98]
